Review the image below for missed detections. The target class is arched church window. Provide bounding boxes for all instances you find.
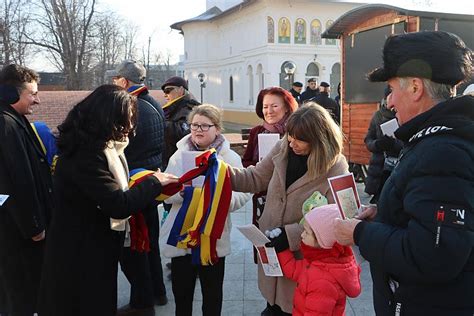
[278,17,290,44]
[267,17,275,43]
[257,64,264,90]
[310,19,322,45]
[229,76,234,102]
[325,20,336,45]
[330,63,341,92]
[247,65,254,105]
[306,63,319,77]
[294,18,306,44]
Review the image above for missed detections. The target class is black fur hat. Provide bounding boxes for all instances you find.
[368,31,472,85]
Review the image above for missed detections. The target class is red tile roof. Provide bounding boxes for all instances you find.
[29,90,167,131]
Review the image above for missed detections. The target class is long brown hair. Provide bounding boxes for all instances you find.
[286,102,343,178]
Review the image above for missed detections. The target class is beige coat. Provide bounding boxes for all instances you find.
[229,138,348,313]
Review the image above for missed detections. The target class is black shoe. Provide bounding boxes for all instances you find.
[116,304,155,316]
[154,294,168,306]
[261,306,273,316]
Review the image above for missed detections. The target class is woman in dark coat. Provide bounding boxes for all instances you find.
[38,85,178,316]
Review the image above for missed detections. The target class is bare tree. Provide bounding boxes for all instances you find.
[92,11,124,85]
[122,21,139,61]
[24,0,97,90]
[0,0,32,65]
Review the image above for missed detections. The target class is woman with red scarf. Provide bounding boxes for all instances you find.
[242,87,298,266]
[242,87,298,167]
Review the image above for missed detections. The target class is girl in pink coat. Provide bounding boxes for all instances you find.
[269,204,361,315]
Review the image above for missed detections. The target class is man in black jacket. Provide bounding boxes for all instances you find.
[311,81,340,124]
[334,31,474,315]
[300,77,319,103]
[0,64,54,315]
[161,76,200,168]
[289,81,303,105]
[112,60,167,316]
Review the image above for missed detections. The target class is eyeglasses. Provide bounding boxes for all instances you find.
[163,87,178,94]
[190,123,215,131]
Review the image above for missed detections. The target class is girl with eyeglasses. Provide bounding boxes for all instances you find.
[160,104,251,316]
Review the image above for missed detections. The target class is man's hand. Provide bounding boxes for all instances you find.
[356,205,377,221]
[32,230,45,241]
[334,218,360,246]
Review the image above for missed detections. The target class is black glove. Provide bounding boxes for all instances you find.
[265,227,289,253]
[376,135,395,151]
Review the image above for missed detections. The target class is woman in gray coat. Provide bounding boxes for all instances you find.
[230,103,349,315]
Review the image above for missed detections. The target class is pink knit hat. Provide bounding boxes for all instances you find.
[304,204,342,249]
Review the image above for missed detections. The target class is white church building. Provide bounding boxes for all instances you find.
[172,0,364,125]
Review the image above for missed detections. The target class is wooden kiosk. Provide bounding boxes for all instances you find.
[322,4,474,175]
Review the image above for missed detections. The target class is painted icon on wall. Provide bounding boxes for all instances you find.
[294,18,306,44]
[278,17,290,43]
[325,20,336,45]
[310,19,322,45]
[267,16,275,43]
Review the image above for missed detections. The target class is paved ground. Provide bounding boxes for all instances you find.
[118,184,375,316]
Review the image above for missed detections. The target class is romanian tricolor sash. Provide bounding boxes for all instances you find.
[166,149,232,265]
[127,84,148,96]
[129,149,232,264]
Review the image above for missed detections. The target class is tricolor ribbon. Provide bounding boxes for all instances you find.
[129,149,232,264]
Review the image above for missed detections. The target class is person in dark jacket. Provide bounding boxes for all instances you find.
[300,78,319,103]
[289,81,303,105]
[111,60,168,315]
[161,76,200,168]
[364,87,403,204]
[38,85,178,316]
[0,64,54,316]
[334,31,474,315]
[312,82,340,124]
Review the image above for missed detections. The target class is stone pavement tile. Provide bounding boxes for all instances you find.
[226,251,246,264]
[222,300,244,315]
[243,280,261,300]
[225,263,245,281]
[244,261,258,280]
[223,279,244,301]
[244,248,256,264]
[243,300,267,316]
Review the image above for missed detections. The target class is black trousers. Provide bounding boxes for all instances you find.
[171,255,225,316]
[0,240,44,316]
[120,204,166,308]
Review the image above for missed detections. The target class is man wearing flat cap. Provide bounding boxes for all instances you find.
[334,31,474,315]
[289,81,303,105]
[112,60,168,316]
[161,76,200,168]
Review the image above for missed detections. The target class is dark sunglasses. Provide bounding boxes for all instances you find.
[163,87,178,94]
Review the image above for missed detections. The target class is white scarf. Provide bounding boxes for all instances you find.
[103,138,130,231]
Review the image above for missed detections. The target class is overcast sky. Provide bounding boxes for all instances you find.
[29,0,471,72]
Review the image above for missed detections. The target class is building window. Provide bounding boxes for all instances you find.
[267,17,275,43]
[325,20,336,45]
[229,76,234,102]
[294,18,306,44]
[310,19,322,45]
[278,17,290,43]
[306,62,319,77]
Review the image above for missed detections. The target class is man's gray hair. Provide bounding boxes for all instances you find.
[399,77,455,102]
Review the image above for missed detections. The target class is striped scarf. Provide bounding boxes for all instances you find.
[130,149,232,264]
[127,84,148,96]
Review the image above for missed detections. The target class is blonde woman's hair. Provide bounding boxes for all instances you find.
[188,104,224,131]
[286,102,343,178]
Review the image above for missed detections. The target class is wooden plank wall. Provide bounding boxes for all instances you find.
[342,102,379,165]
